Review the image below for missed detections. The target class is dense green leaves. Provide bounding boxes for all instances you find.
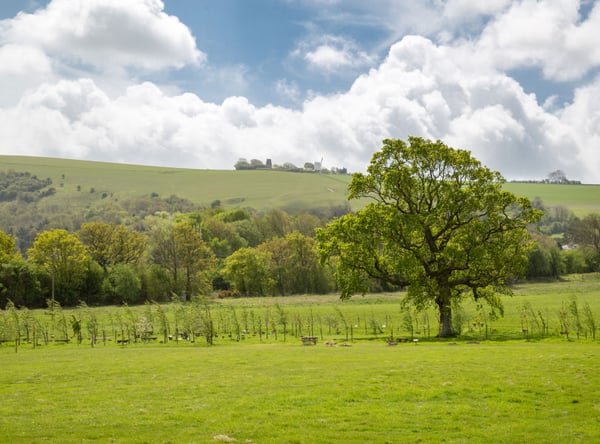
[0,154,596,312]
[259,232,332,295]
[0,170,54,202]
[318,137,541,336]
[567,213,600,263]
[222,248,274,296]
[149,221,215,301]
[79,222,146,271]
[27,229,91,305]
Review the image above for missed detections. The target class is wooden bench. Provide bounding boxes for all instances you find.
[301,336,318,345]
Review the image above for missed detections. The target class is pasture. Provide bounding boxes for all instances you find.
[1,276,599,443]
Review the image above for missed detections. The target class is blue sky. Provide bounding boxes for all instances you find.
[0,0,599,182]
[160,0,389,106]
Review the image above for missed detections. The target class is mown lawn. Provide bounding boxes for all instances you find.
[1,340,598,443]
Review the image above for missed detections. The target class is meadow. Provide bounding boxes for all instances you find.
[1,276,599,443]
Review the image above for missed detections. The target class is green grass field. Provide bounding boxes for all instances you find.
[2,155,600,214]
[1,341,598,443]
[1,277,599,443]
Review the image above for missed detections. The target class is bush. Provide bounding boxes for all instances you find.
[217,289,241,299]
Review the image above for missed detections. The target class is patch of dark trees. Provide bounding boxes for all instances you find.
[0,170,55,202]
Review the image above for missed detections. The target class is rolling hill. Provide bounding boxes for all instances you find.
[0,155,353,212]
[1,154,599,215]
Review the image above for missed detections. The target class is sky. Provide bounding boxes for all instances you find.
[0,0,599,183]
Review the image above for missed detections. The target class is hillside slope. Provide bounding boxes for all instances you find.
[0,155,353,211]
[1,155,599,215]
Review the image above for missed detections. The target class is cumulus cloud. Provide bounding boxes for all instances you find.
[1,32,595,182]
[0,0,204,72]
[560,77,600,173]
[293,34,375,73]
[0,43,53,105]
[477,0,600,81]
[292,35,582,181]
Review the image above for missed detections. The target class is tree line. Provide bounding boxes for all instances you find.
[0,206,340,308]
[0,170,55,203]
[0,190,599,310]
[526,199,600,278]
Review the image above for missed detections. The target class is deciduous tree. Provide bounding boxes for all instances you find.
[260,232,332,295]
[27,229,91,305]
[0,229,17,263]
[317,137,540,337]
[78,222,146,272]
[567,213,600,268]
[222,247,274,296]
[149,222,215,300]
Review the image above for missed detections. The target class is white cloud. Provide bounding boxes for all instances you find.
[0,43,51,76]
[19,78,109,121]
[3,33,593,182]
[477,0,600,81]
[0,43,54,105]
[0,0,204,72]
[0,0,206,107]
[559,76,600,175]
[294,34,375,73]
[305,45,353,71]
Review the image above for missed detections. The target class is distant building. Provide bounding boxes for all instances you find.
[314,161,321,172]
[266,158,272,169]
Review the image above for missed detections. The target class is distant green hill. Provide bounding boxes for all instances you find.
[1,155,599,215]
[0,155,353,212]
[503,182,600,216]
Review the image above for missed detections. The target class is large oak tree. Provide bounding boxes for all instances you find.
[317,137,541,337]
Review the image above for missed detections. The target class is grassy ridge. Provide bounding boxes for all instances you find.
[2,155,600,214]
[0,155,353,212]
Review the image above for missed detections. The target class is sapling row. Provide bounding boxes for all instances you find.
[0,296,598,351]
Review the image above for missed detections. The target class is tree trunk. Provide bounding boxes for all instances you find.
[436,289,455,338]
